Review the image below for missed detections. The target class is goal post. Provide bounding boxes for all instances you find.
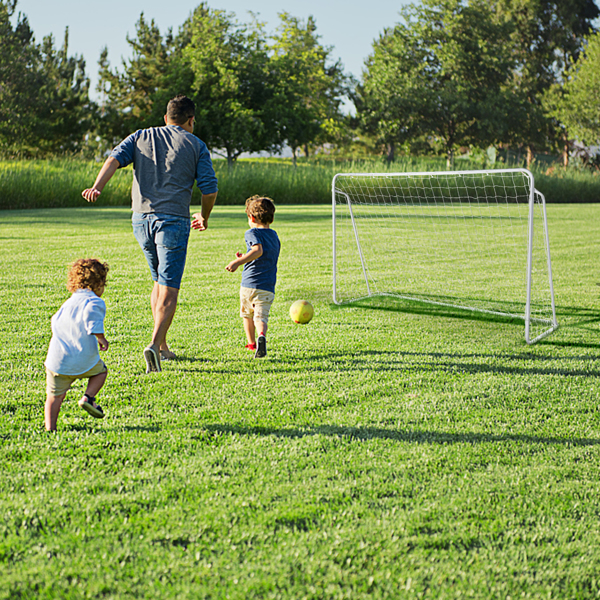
[332,169,558,344]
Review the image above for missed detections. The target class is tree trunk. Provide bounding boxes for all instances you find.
[303,143,309,158]
[526,145,534,168]
[386,141,395,163]
[292,146,297,168]
[562,135,569,168]
[446,146,454,170]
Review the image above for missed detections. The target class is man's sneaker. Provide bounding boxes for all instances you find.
[144,346,162,373]
[78,394,105,419]
[254,335,267,358]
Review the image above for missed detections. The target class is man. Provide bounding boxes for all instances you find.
[82,95,218,374]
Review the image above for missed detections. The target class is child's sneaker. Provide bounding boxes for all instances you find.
[78,394,105,419]
[254,335,267,358]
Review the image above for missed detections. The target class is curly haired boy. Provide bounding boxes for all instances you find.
[44,258,110,431]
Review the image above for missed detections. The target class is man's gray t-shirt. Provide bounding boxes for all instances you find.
[110,125,218,218]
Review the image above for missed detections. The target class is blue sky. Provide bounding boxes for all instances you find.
[15,0,412,98]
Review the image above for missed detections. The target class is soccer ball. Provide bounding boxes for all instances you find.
[289,300,314,324]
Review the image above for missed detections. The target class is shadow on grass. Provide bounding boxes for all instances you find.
[332,294,600,347]
[541,340,600,350]
[117,425,161,433]
[206,423,600,447]
[174,348,600,378]
[168,355,211,364]
[332,295,530,327]
[318,350,600,378]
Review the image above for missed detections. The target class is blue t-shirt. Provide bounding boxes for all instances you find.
[241,228,281,294]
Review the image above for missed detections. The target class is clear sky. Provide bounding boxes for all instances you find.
[14,0,412,98]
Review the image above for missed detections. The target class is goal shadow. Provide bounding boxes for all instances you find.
[332,293,528,327]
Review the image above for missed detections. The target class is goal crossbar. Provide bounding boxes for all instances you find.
[332,169,558,344]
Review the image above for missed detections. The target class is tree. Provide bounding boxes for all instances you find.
[97,13,184,144]
[353,14,431,162]
[546,32,600,149]
[0,0,94,156]
[35,29,94,154]
[0,0,42,155]
[492,0,599,165]
[355,0,517,166]
[269,13,349,166]
[182,4,278,167]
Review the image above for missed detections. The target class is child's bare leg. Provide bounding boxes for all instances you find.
[83,371,107,400]
[255,319,268,338]
[243,317,256,346]
[45,393,66,432]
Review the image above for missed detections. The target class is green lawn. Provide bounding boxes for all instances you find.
[1,203,599,599]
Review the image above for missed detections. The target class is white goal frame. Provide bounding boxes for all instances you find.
[332,169,558,344]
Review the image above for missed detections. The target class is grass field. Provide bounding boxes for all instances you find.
[1,203,600,599]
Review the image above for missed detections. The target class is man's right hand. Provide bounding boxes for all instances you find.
[82,188,101,203]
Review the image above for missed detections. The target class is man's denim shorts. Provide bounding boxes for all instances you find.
[132,212,191,289]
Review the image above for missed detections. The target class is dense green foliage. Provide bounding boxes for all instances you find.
[546,32,600,148]
[493,0,599,159]
[2,0,600,166]
[0,157,599,211]
[1,204,599,598]
[96,4,349,165]
[0,1,93,157]
[355,0,599,165]
[355,0,518,165]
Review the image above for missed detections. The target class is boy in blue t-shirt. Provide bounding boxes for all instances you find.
[226,196,281,358]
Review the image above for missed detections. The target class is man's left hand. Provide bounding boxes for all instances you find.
[191,213,207,231]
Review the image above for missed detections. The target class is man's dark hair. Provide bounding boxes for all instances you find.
[166,95,195,125]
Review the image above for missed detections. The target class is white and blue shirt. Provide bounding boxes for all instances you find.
[45,289,106,376]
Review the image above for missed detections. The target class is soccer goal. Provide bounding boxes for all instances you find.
[332,169,558,344]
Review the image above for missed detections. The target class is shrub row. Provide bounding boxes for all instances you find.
[1,157,598,210]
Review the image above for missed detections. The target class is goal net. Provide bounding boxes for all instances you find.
[332,169,558,344]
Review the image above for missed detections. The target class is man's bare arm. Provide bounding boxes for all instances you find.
[191,192,218,231]
[82,157,120,203]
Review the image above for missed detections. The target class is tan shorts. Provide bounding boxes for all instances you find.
[240,287,275,323]
[46,360,108,396]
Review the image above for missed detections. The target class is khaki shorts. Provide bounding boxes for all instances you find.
[240,287,275,323]
[46,360,108,396]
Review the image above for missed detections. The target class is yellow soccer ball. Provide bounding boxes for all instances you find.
[289,300,314,324]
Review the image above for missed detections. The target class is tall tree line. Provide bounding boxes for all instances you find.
[1,0,599,163]
[0,1,349,162]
